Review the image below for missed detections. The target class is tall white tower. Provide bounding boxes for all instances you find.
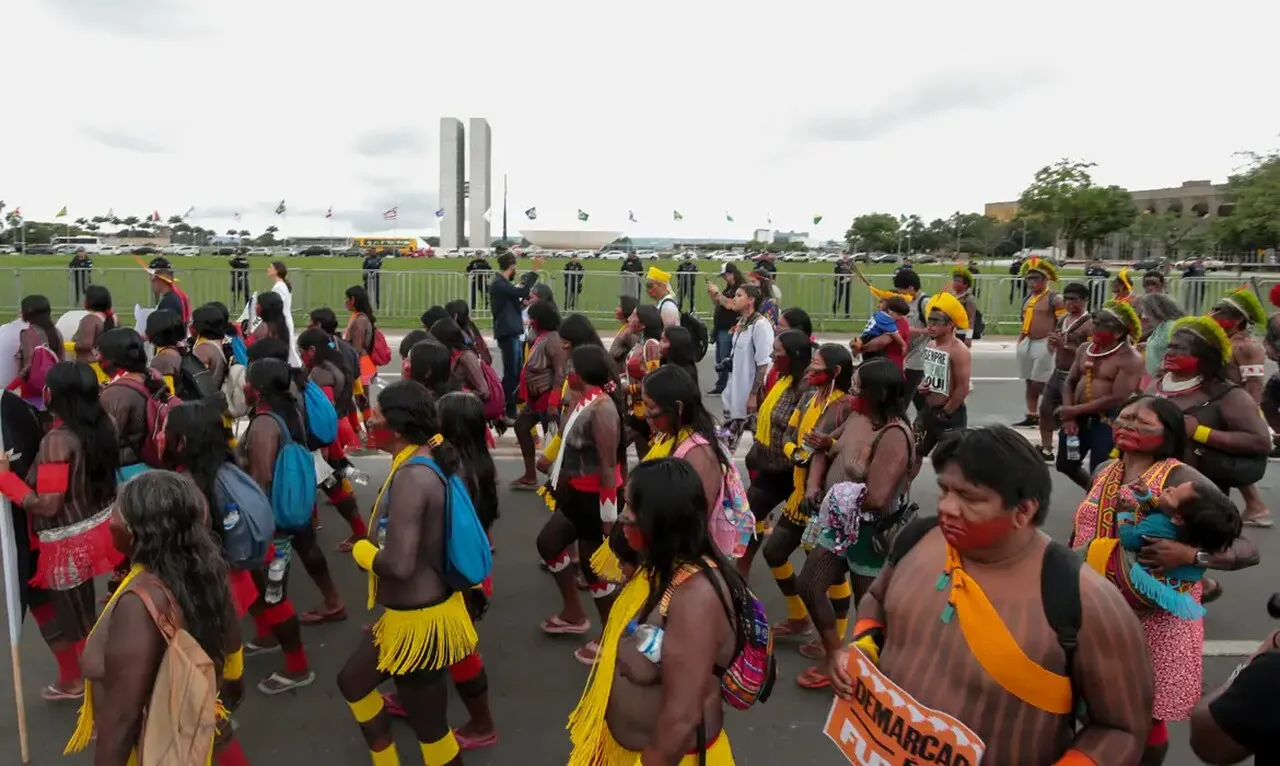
[468,118,492,248]
[438,117,465,249]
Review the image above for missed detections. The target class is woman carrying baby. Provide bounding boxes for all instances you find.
[1071,393,1259,766]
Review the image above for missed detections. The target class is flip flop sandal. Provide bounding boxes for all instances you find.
[336,535,360,552]
[771,620,813,638]
[509,479,540,491]
[1037,446,1055,462]
[796,666,831,690]
[1244,515,1275,528]
[798,640,826,660]
[42,684,84,701]
[381,692,406,718]
[455,730,498,750]
[299,605,349,626]
[574,641,601,666]
[540,615,591,635]
[243,640,282,656]
[257,670,317,696]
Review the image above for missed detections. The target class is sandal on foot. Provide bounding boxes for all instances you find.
[508,478,539,491]
[257,671,317,696]
[1244,513,1275,528]
[336,535,360,553]
[796,666,831,690]
[798,639,826,660]
[540,615,591,635]
[771,619,812,638]
[42,684,84,701]
[455,730,498,750]
[1038,446,1055,462]
[299,605,349,626]
[243,640,281,656]
[574,641,601,666]
[381,692,406,718]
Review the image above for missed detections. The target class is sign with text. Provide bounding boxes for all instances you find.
[921,347,950,397]
[824,648,985,765]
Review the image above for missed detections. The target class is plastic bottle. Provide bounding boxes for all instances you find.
[1065,434,1081,462]
[265,551,287,604]
[343,465,371,487]
[376,517,388,547]
[222,502,241,532]
[625,620,664,664]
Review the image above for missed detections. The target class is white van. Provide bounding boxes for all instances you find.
[51,235,103,254]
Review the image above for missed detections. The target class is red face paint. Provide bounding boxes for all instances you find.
[1091,330,1118,348]
[622,521,646,553]
[367,428,395,452]
[939,513,1015,552]
[1214,316,1237,334]
[1113,427,1166,454]
[807,370,830,387]
[1162,354,1200,375]
[567,371,583,391]
[772,356,790,374]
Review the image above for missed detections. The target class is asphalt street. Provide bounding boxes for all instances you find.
[1,342,1276,765]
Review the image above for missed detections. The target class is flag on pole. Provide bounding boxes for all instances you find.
[812,214,823,225]
[275,200,287,215]
[725,212,734,223]
[234,212,242,222]
[434,208,445,219]
[55,206,68,218]
[151,210,161,222]
[383,207,398,221]
[577,209,590,222]
[524,207,537,220]
[767,212,772,225]
[628,210,636,223]
[482,209,491,223]
[182,206,194,219]
[106,207,114,219]
[325,206,333,219]
[673,210,683,221]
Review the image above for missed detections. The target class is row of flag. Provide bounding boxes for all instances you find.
[524,207,824,225]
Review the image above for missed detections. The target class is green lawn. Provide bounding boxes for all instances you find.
[0,254,1259,333]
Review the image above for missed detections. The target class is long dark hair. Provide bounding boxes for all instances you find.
[191,304,227,340]
[399,331,432,361]
[271,261,292,292]
[856,357,906,427]
[660,325,699,385]
[445,300,484,344]
[816,343,855,393]
[118,471,232,661]
[297,327,347,372]
[256,291,290,344]
[309,307,339,335]
[346,286,376,327]
[437,391,498,530]
[146,309,187,349]
[429,317,469,352]
[378,380,460,477]
[642,365,728,471]
[628,458,752,652]
[721,263,745,290]
[781,307,813,338]
[20,295,64,359]
[570,344,626,451]
[44,362,119,509]
[777,330,812,391]
[247,358,305,443]
[83,285,116,330]
[1123,394,1187,461]
[527,300,561,333]
[560,313,603,350]
[634,305,663,341]
[407,340,460,399]
[163,401,236,540]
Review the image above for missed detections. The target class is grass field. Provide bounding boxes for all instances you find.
[0,253,1259,332]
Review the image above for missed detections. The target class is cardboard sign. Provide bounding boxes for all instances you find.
[824,648,985,766]
[921,347,950,398]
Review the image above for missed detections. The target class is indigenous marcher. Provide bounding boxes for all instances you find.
[645,266,681,327]
[536,344,624,664]
[239,359,316,695]
[798,356,913,690]
[429,318,491,404]
[97,328,169,479]
[1209,286,1271,526]
[762,343,854,639]
[146,309,188,396]
[406,340,462,401]
[445,299,492,365]
[621,304,664,456]
[779,307,813,340]
[191,304,230,392]
[150,257,192,327]
[0,362,120,702]
[71,284,116,381]
[719,285,774,443]
[947,263,980,346]
[1014,257,1064,427]
[1056,300,1145,489]
[566,458,751,765]
[659,325,700,389]
[64,471,245,765]
[1137,292,1184,381]
[1113,266,1136,304]
[398,330,431,366]
[1073,395,1258,765]
[337,380,479,766]
[11,294,65,408]
[913,291,972,468]
[740,329,812,576]
[344,285,381,427]
[832,426,1155,765]
[249,290,292,352]
[510,300,567,489]
[420,306,448,332]
[1037,282,1091,461]
[608,294,641,365]
[890,270,929,413]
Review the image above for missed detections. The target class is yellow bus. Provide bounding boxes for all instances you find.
[351,237,417,254]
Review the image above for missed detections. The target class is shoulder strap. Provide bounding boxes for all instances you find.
[659,562,709,618]
[263,411,293,446]
[130,577,180,643]
[1191,382,1238,411]
[1040,540,1083,728]
[886,516,939,567]
[869,419,916,472]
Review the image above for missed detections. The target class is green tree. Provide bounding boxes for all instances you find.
[1213,151,1280,254]
[1074,185,1136,258]
[845,213,899,252]
[1019,159,1135,258]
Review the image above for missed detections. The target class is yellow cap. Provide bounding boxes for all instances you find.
[925,291,970,331]
[646,266,671,284]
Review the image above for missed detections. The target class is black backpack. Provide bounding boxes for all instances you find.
[889,516,1083,731]
[177,350,220,403]
[660,295,710,362]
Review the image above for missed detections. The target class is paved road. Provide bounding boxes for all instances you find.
[1,349,1276,765]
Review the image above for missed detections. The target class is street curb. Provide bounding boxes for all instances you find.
[382,334,1021,356]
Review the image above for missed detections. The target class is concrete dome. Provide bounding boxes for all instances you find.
[520,229,622,250]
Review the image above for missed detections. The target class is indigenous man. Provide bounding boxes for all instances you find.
[1014,257,1064,427]
[1142,270,1165,295]
[948,263,979,347]
[1038,282,1092,462]
[830,426,1154,765]
[1210,286,1271,527]
[1056,300,1144,489]
[1112,267,1135,305]
[914,292,971,469]
[1260,285,1280,457]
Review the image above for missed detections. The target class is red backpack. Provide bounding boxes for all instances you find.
[450,350,506,421]
[22,336,58,395]
[115,377,181,468]
[369,328,392,367]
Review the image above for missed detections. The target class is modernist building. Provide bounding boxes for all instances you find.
[439,118,466,249]
[469,118,492,249]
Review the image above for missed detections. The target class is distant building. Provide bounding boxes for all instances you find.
[773,230,809,244]
[289,236,352,248]
[752,228,774,243]
[439,118,466,250]
[105,235,170,248]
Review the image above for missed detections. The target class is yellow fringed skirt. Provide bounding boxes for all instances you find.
[371,590,479,676]
[590,541,627,583]
[596,727,735,765]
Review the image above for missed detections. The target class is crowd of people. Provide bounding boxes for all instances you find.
[1,250,1278,764]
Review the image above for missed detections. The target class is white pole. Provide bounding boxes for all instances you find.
[0,418,31,764]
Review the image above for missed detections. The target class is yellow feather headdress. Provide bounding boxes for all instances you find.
[1019,256,1058,282]
[1171,315,1233,366]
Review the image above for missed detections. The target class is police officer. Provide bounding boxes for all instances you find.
[620,251,644,301]
[229,251,251,307]
[832,252,854,317]
[362,248,385,308]
[676,251,700,312]
[68,248,93,304]
[562,251,585,310]
[466,251,492,310]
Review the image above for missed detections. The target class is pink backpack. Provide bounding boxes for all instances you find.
[451,350,506,421]
[21,330,58,396]
[675,434,754,558]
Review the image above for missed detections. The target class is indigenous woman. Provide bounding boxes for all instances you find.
[511,300,567,490]
[97,328,168,478]
[0,362,119,702]
[191,304,230,391]
[608,295,641,365]
[538,313,608,480]
[947,263,980,343]
[567,458,749,765]
[64,471,245,766]
[801,356,913,690]
[163,400,254,718]
[762,343,854,642]
[398,331,432,366]
[429,317,491,404]
[344,285,380,426]
[11,294,64,408]
[779,307,813,341]
[337,380,479,766]
[239,358,316,695]
[1072,394,1258,765]
[406,339,462,400]
[71,284,116,382]
[621,304,664,456]
[146,309,188,396]
[659,325,700,388]
[250,291,292,350]
[445,299,492,365]
[740,329,812,575]
[536,344,624,665]
[297,327,367,556]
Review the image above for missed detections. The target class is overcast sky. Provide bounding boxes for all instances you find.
[6,0,1277,241]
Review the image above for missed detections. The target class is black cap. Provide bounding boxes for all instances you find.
[149,256,173,271]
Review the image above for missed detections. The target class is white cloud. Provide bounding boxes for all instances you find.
[7,0,1279,241]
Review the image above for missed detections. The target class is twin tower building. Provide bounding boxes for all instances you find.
[438,117,491,250]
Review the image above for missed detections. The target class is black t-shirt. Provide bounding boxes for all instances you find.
[1209,649,1280,764]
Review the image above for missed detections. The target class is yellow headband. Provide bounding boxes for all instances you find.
[646,266,671,285]
[925,291,970,331]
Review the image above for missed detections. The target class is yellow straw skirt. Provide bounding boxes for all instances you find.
[371,591,479,676]
[597,727,735,765]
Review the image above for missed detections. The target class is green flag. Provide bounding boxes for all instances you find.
[813,214,823,225]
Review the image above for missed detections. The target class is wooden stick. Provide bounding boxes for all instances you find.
[9,642,29,764]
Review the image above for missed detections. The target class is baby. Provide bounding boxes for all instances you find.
[854,295,909,358]
[1087,479,1240,620]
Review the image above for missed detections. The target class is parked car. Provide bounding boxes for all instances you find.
[299,245,331,257]
[131,245,160,256]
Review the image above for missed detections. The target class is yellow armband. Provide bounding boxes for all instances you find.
[853,634,881,666]
[1193,425,1212,445]
[782,442,797,459]
[351,539,379,572]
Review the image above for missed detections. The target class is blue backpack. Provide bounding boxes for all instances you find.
[405,456,492,590]
[229,334,249,366]
[262,411,317,531]
[301,379,339,448]
[213,462,276,569]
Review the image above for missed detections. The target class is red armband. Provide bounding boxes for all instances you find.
[852,618,883,637]
[599,486,619,524]
[37,463,71,495]
[548,387,562,411]
[0,471,34,505]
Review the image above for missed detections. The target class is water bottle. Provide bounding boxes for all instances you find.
[222,502,241,532]
[265,552,287,604]
[1065,435,1081,462]
[625,621,664,665]
[343,465,371,487]
[376,518,388,547]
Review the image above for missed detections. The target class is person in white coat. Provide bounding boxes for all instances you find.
[241,261,300,366]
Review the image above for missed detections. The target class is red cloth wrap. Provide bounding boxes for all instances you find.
[449,652,485,684]
[484,428,496,449]
[0,471,33,505]
[228,569,259,618]
[568,465,624,493]
[30,510,124,590]
[548,386,563,412]
[36,463,70,495]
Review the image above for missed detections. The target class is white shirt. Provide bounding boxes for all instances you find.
[723,316,774,419]
[271,280,301,366]
[657,294,680,327]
